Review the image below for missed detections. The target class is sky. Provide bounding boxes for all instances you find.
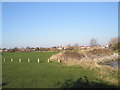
[2,2,118,48]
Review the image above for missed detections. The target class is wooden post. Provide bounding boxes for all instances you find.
[38,58,40,63]
[58,59,61,63]
[48,59,50,63]
[19,58,21,62]
[28,59,30,62]
[3,58,5,62]
[11,58,13,62]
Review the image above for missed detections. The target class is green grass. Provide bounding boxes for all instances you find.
[2,52,118,88]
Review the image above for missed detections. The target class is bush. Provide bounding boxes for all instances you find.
[8,48,19,52]
[110,43,120,51]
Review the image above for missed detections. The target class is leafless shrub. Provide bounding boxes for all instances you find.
[109,37,120,45]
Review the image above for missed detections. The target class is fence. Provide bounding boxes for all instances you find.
[2,58,61,63]
[2,58,41,63]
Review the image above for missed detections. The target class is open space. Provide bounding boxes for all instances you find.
[1,1,119,88]
[2,52,118,88]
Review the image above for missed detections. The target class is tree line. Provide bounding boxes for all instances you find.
[2,37,120,52]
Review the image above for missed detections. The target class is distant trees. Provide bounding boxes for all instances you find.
[73,43,79,49]
[67,44,71,47]
[35,47,40,51]
[65,43,79,50]
[74,43,79,47]
[8,47,19,52]
[89,38,98,47]
[2,48,7,50]
[52,46,57,49]
[64,44,73,50]
[109,37,120,50]
[39,48,50,51]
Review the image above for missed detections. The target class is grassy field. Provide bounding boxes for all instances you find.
[2,52,118,88]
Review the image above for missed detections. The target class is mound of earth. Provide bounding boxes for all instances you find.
[49,50,85,62]
[49,49,118,64]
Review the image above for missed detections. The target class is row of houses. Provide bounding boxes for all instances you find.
[0,45,109,52]
[63,45,109,50]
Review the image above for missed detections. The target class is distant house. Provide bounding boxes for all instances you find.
[19,48,26,52]
[86,46,90,49]
[102,45,110,49]
[79,46,90,49]
[63,46,74,50]
[95,45,103,48]
[31,48,36,51]
[91,45,107,49]
[0,49,2,53]
[63,46,69,49]
[105,45,109,48]
[79,45,107,49]
[57,47,63,50]
[79,46,86,49]
[2,49,8,52]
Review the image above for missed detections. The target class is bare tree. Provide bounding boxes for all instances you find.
[109,37,120,50]
[74,43,79,47]
[89,38,98,47]
[73,43,79,49]
[67,44,71,47]
[9,47,19,52]
[66,44,74,50]
[109,37,120,45]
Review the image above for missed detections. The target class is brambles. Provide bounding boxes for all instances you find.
[109,37,120,51]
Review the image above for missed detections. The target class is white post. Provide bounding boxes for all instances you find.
[38,58,40,63]
[19,58,21,62]
[3,58,5,62]
[48,59,50,63]
[58,59,61,63]
[28,59,30,62]
[11,58,13,62]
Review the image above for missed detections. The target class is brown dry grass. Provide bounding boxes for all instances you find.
[49,50,85,62]
[49,49,117,69]
[49,50,118,85]
[97,65,118,85]
[61,51,85,61]
[87,48,113,56]
[65,59,100,70]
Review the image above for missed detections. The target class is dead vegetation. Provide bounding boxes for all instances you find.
[87,49,113,56]
[49,48,117,64]
[49,49,118,86]
[49,50,85,62]
[62,51,85,61]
